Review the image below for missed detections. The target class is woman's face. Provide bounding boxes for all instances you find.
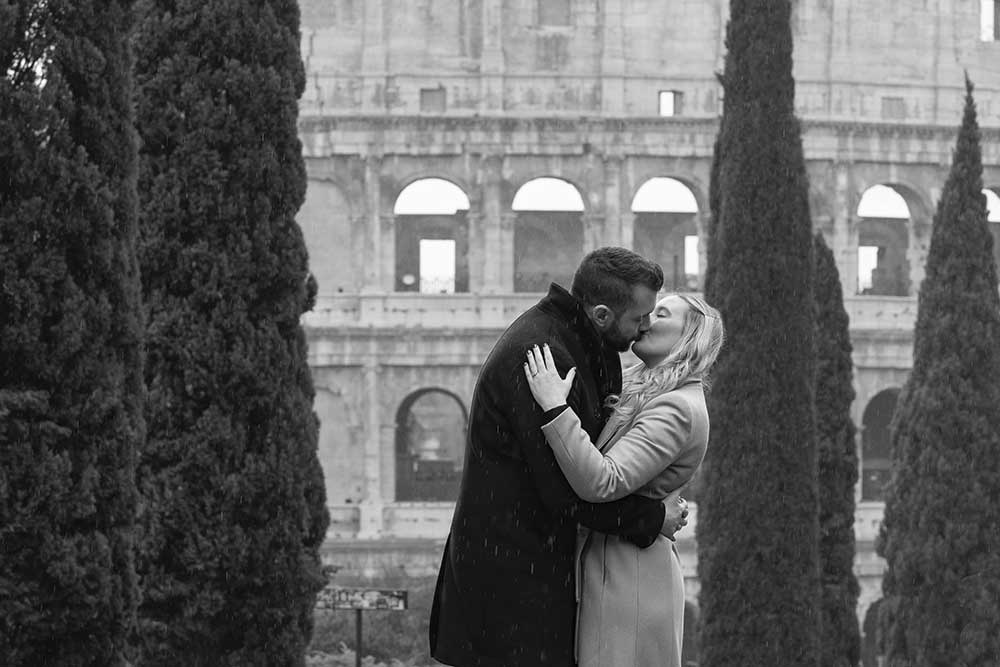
[631,295,690,367]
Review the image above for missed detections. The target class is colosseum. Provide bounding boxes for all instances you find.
[293,1,1000,659]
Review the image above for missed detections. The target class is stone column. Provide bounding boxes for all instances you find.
[832,162,858,296]
[582,213,605,255]
[480,0,504,112]
[480,156,505,292]
[380,213,396,292]
[356,358,384,539]
[695,210,709,290]
[362,155,383,292]
[906,188,936,296]
[465,204,485,292]
[600,0,626,115]
[500,212,517,291]
[603,156,624,246]
[620,211,636,251]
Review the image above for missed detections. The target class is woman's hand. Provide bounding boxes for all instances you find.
[524,344,577,412]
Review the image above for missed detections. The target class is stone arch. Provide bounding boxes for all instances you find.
[855,183,922,296]
[630,176,702,291]
[298,178,358,297]
[627,173,708,216]
[860,387,900,501]
[391,172,474,209]
[511,176,586,292]
[392,177,472,293]
[394,387,468,502]
[511,175,587,211]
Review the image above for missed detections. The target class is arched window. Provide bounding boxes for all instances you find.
[395,389,467,502]
[631,177,700,291]
[984,188,1000,280]
[394,178,471,293]
[512,177,585,292]
[856,185,911,296]
[861,388,900,501]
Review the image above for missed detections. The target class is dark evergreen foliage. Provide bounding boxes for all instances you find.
[696,1,821,665]
[0,1,144,664]
[876,78,1000,667]
[814,233,861,667]
[133,0,329,664]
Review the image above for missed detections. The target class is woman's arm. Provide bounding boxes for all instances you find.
[524,344,693,502]
[541,394,692,502]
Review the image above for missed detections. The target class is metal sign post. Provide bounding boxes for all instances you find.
[316,586,409,667]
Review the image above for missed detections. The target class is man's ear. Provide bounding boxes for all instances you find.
[589,304,615,330]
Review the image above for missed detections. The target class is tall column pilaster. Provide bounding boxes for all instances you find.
[906,209,933,297]
[380,213,396,292]
[582,213,605,255]
[695,210,709,291]
[620,211,636,251]
[356,357,384,539]
[500,212,517,291]
[832,162,858,296]
[465,205,485,292]
[603,156,624,246]
[362,155,384,293]
[481,156,505,292]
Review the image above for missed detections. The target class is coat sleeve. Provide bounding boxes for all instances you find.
[503,347,665,548]
[540,394,692,502]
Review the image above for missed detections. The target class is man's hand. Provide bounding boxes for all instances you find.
[659,489,689,541]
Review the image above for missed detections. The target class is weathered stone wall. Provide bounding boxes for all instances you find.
[297,0,1000,123]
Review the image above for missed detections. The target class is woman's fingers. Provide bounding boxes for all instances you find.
[534,344,548,372]
[527,344,562,377]
[525,347,539,376]
[542,343,556,371]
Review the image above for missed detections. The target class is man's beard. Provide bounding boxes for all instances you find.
[602,324,635,353]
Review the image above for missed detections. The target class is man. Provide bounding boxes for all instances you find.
[430,247,689,666]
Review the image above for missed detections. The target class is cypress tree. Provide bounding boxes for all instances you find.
[814,233,861,667]
[133,1,329,664]
[696,1,821,665]
[876,78,1000,666]
[0,1,144,664]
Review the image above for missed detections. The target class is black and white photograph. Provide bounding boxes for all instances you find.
[3,1,1000,666]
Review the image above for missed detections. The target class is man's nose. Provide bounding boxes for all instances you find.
[639,316,652,332]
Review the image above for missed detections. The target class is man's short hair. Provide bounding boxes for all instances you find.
[571,247,664,314]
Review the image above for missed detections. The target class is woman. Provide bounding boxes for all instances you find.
[523,293,724,667]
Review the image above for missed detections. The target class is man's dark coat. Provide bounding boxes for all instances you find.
[430,284,666,667]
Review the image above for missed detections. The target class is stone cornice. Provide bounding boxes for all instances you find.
[298,113,1000,138]
[297,114,1000,165]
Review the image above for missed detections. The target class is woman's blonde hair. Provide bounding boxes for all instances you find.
[605,294,725,419]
